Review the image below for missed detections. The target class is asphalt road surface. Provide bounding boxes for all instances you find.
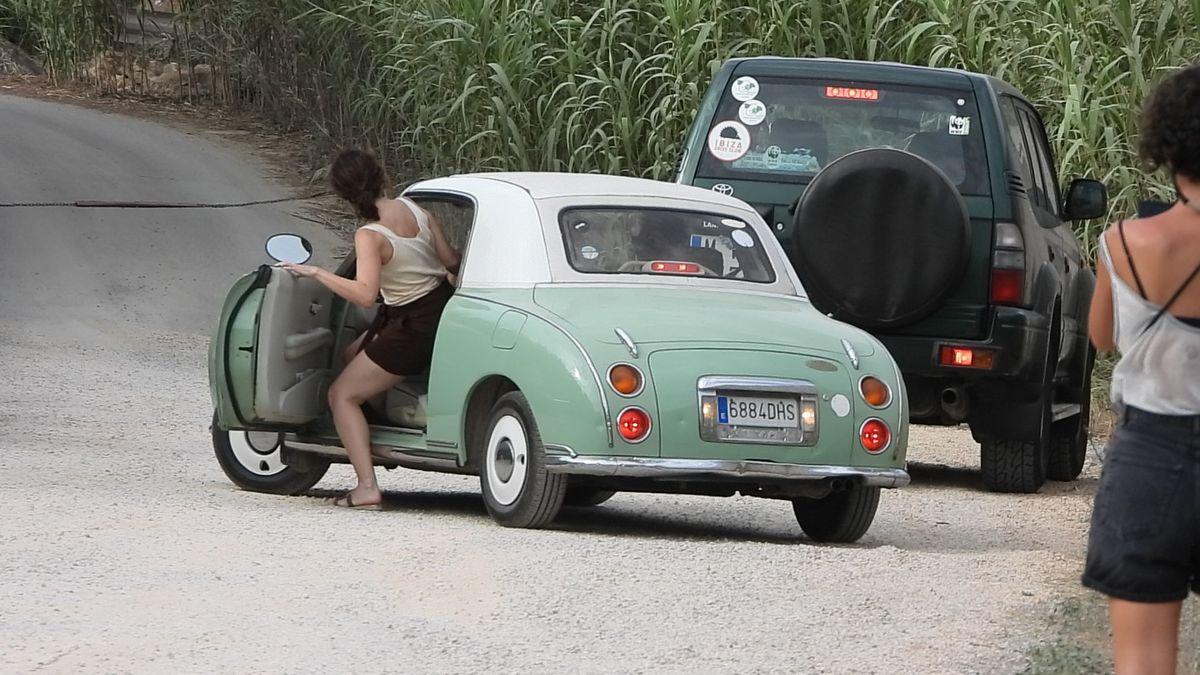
[0,94,1103,673]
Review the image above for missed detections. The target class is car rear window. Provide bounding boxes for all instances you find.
[696,75,990,196]
[560,207,776,283]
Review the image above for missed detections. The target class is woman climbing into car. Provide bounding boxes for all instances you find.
[280,148,460,509]
[1085,63,1200,675]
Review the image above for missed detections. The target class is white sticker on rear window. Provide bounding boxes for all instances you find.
[721,218,746,229]
[949,115,971,136]
[580,245,599,260]
[730,76,759,102]
[707,121,750,162]
[738,99,766,126]
[731,230,754,247]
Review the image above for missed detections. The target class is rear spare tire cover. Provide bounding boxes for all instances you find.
[792,148,970,328]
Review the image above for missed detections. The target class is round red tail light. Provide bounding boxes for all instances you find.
[617,407,651,443]
[860,418,891,454]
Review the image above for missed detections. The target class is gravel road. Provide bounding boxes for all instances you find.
[0,93,1104,673]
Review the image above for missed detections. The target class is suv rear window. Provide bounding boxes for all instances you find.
[696,75,990,196]
[560,207,776,283]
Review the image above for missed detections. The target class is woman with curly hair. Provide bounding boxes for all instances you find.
[280,149,460,509]
[1085,63,1200,674]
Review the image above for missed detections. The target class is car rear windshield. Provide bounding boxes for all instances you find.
[696,75,990,196]
[560,207,776,283]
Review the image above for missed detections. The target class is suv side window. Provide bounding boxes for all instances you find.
[1016,105,1061,216]
[1000,98,1038,201]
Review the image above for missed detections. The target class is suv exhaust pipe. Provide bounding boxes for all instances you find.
[940,386,969,422]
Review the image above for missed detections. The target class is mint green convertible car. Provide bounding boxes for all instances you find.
[209,173,909,542]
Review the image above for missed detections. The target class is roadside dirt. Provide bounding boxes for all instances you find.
[1,79,1195,673]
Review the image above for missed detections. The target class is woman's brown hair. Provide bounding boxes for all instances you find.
[330,148,387,220]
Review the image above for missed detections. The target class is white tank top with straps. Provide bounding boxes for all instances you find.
[1100,232,1200,415]
[360,197,448,306]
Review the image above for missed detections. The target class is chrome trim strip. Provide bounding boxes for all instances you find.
[426,439,459,449]
[697,375,817,396]
[856,374,893,409]
[606,362,645,398]
[457,293,614,447]
[544,455,910,487]
[544,443,578,457]
[841,339,860,370]
[614,327,639,358]
[283,436,474,475]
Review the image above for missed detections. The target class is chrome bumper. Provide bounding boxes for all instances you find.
[543,455,910,488]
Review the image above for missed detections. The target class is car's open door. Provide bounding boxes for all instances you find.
[209,266,336,430]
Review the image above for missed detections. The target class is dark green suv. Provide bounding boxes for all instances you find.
[676,57,1108,493]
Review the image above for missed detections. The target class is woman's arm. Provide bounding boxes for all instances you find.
[1089,230,1116,353]
[280,229,384,309]
[424,212,461,272]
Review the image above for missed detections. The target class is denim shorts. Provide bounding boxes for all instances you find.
[1082,406,1200,603]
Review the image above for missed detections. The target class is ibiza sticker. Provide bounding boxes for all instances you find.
[730,76,759,102]
[711,183,734,195]
[720,218,746,229]
[707,121,751,162]
[738,99,766,126]
[949,115,971,136]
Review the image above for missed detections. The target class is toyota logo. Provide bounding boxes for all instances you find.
[711,183,734,195]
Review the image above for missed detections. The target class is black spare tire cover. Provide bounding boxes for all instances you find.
[792,148,970,328]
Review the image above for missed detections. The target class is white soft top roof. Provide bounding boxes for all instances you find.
[426,172,748,208]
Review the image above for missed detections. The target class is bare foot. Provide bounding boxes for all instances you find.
[332,485,383,508]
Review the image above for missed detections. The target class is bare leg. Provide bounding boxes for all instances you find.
[341,332,390,418]
[1110,598,1182,675]
[327,351,403,506]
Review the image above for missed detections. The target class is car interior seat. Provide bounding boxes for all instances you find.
[675,244,727,276]
[907,131,967,187]
[768,119,829,166]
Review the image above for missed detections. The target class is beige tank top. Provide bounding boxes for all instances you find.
[360,197,447,306]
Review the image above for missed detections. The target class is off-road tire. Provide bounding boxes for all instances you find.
[791,484,881,543]
[1047,347,1093,482]
[211,411,329,495]
[563,486,616,507]
[478,392,567,528]
[980,438,1046,493]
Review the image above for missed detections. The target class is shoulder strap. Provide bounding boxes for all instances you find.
[1117,220,1148,299]
[397,196,430,231]
[1144,259,1200,334]
[359,223,396,240]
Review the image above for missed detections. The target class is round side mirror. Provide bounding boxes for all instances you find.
[265,234,313,264]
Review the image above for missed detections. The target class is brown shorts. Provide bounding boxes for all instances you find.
[361,281,454,376]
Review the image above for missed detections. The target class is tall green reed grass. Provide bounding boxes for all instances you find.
[8,0,1200,254]
[1,0,115,80]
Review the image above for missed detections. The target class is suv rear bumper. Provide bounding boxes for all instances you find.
[879,306,1050,382]
[544,455,911,488]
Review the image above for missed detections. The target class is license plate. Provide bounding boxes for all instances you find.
[717,395,799,428]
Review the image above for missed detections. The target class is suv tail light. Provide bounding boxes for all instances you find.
[991,222,1025,306]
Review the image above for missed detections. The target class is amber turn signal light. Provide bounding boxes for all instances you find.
[859,376,891,408]
[608,364,643,396]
